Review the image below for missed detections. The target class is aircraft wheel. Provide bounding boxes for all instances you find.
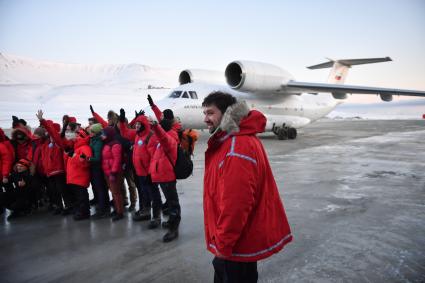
[288,128,297,139]
[277,128,288,140]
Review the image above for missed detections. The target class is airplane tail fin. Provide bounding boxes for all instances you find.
[307,57,392,84]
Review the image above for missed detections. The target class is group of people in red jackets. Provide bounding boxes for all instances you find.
[0,95,183,242]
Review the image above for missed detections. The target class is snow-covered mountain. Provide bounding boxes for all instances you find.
[0,53,179,127]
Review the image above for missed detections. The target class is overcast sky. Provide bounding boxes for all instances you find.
[1,0,425,100]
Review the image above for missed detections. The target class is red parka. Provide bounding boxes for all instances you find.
[31,138,48,176]
[149,123,178,183]
[66,136,92,187]
[204,108,292,262]
[0,129,14,179]
[43,140,65,177]
[11,126,34,161]
[41,119,92,187]
[102,143,122,177]
[40,120,66,177]
[119,115,156,177]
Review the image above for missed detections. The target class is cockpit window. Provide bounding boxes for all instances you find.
[168,91,182,98]
[182,91,189,98]
[189,91,198,99]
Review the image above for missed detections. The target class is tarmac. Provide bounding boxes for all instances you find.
[1,119,425,283]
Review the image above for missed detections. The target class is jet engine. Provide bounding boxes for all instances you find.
[225,60,294,92]
[380,93,393,102]
[178,69,224,85]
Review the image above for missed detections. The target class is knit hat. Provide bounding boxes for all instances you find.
[17,158,31,169]
[33,127,46,138]
[101,126,117,144]
[68,117,77,123]
[163,109,174,120]
[89,123,103,135]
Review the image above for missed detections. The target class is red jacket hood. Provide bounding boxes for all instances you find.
[219,100,265,136]
[11,126,33,140]
[234,110,266,136]
[135,115,151,135]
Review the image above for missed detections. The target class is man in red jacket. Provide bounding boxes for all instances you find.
[202,92,292,282]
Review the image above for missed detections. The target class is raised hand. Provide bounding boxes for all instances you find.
[36,110,44,121]
[119,108,126,122]
[147,94,154,107]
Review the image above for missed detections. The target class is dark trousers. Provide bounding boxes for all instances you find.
[0,190,30,213]
[71,185,90,216]
[212,257,258,283]
[91,167,109,212]
[106,173,124,214]
[137,175,162,211]
[47,174,66,210]
[159,181,180,225]
[30,174,47,208]
[62,183,76,210]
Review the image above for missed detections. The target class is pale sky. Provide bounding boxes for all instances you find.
[1,0,425,100]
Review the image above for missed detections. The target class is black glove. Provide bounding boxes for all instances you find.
[60,122,69,138]
[119,108,126,122]
[90,105,94,114]
[67,149,74,157]
[134,109,145,118]
[147,94,154,107]
[12,116,20,128]
[80,153,87,160]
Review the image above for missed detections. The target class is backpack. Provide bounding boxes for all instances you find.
[165,143,193,180]
[173,145,193,179]
[178,128,199,156]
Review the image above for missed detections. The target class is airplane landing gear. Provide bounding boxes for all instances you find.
[272,123,297,140]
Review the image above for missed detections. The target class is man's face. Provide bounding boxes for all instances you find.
[203,104,223,134]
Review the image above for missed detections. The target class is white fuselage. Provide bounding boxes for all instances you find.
[146,82,341,131]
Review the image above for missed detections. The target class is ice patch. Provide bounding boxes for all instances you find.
[318,204,341,212]
[332,191,365,200]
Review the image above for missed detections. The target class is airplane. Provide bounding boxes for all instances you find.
[145,57,425,140]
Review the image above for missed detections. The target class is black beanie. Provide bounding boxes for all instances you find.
[163,109,174,120]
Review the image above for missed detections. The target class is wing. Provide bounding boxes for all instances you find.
[286,81,425,97]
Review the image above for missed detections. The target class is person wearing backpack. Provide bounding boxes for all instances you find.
[148,117,181,242]
[118,109,162,227]
[147,94,181,215]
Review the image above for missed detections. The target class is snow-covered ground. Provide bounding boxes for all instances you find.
[0,53,179,127]
[329,99,425,120]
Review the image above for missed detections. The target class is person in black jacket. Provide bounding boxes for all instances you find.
[0,159,32,220]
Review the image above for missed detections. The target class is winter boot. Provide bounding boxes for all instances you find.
[163,214,181,242]
[112,213,124,221]
[132,207,151,221]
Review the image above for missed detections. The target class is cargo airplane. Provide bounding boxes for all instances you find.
[146,57,425,139]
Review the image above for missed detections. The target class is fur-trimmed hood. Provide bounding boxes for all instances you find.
[219,100,266,135]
